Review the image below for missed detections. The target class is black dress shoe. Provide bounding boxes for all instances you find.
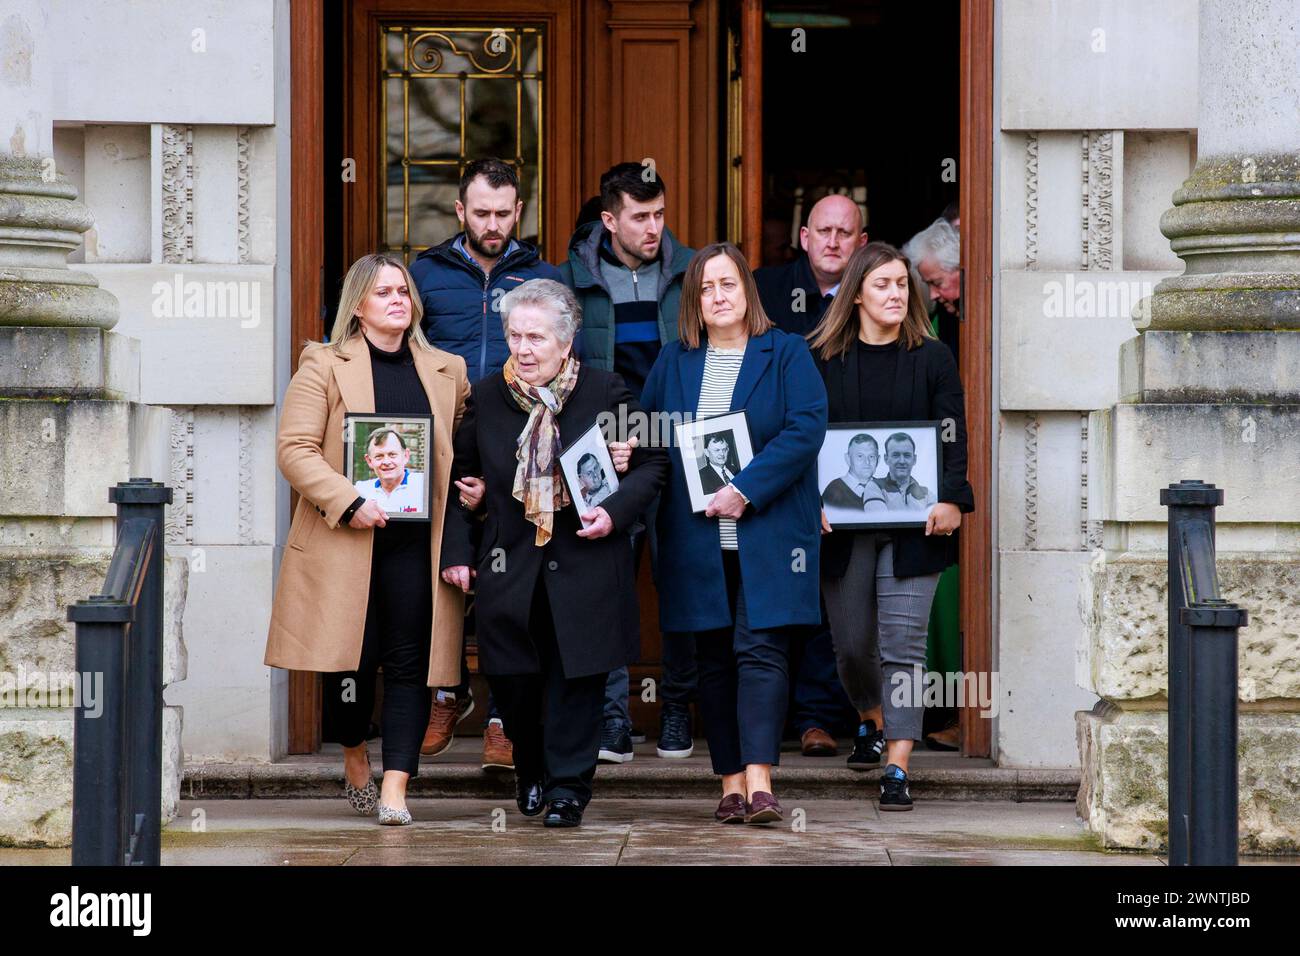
[515,779,544,817]
[542,798,584,828]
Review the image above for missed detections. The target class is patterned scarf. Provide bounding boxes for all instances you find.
[503,354,580,545]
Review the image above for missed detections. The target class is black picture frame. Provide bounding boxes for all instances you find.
[558,420,621,516]
[343,412,435,522]
[817,420,944,530]
[674,409,756,514]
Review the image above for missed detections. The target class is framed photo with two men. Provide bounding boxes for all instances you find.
[344,413,434,521]
[818,421,943,530]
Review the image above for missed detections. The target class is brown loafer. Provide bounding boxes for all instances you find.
[714,792,747,824]
[801,727,838,756]
[744,791,783,825]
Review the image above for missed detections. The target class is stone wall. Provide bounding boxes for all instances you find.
[992,0,1199,767]
[49,1,284,762]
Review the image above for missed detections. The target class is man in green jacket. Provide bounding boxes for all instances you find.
[557,162,696,764]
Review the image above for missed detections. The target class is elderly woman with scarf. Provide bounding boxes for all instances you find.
[441,278,668,828]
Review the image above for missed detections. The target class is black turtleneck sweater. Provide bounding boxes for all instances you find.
[340,336,432,528]
[368,335,431,417]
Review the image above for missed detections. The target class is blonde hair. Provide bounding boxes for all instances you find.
[807,241,935,360]
[677,242,774,350]
[315,253,435,354]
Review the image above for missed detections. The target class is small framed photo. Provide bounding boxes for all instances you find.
[344,413,434,521]
[558,421,620,517]
[675,410,755,514]
[818,421,943,530]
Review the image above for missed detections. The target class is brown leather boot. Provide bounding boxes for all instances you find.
[800,726,838,756]
[924,721,960,752]
[482,718,515,771]
[420,694,460,756]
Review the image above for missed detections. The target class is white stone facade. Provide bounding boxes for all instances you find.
[43,0,290,763]
[992,0,1201,767]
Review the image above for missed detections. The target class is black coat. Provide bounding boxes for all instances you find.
[753,255,834,338]
[818,337,975,579]
[441,365,668,678]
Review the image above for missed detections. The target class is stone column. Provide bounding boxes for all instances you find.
[1079,0,1300,853]
[0,1,185,847]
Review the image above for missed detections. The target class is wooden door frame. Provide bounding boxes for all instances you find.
[291,0,998,758]
[958,0,994,758]
[288,0,326,755]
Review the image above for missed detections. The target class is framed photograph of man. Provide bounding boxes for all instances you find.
[344,413,434,521]
[818,421,943,530]
[558,421,620,516]
[674,410,755,514]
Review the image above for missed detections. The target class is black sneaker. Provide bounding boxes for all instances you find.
[656,702,694,758]
[847,720,885,771]
[629,727,648,744]
[879,763,913,811]
[598,725,634,763]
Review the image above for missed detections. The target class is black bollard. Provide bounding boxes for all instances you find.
[1159,479,1223,867]
[68,598,130,866]
[110,479,172,867]
[1183,599,1245,866]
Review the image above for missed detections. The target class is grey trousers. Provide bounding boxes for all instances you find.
[821,533,941,744]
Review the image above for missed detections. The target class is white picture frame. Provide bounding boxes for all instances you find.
[674,409,756,514]
[558,421,620,517]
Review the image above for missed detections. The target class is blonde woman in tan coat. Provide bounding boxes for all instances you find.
[265,253,470,825]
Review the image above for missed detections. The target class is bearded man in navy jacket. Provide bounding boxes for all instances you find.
[410,158,562,383]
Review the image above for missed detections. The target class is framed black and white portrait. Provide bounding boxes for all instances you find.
[675,410,755,513]
[558,421,620,516]
[818,421,942,530]
[344,413,434,521]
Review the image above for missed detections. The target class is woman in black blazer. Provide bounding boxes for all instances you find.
[807,242,975,811]
[441,278,667,829]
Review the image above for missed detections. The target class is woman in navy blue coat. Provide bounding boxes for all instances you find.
[642,242,827,825]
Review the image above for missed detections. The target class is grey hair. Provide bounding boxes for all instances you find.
[848,433,878,453]
[498,278,583,343]
[902,217,960,273]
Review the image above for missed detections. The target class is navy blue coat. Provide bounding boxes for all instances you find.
[641,328,828,633]
[409,235,562,383]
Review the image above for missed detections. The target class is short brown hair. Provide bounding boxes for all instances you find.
[677,243,774,350]
[807,241,934,360]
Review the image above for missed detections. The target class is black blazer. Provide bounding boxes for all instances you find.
[818,337,975,578]
[698,462,731,494]
[441,366,668,678]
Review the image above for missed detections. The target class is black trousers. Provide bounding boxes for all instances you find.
[488,577,606,807]
[695,549,792,776]
[334,524,433,777]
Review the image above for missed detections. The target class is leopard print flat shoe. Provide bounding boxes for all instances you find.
[377,804,413,826]
[343,763,379,815]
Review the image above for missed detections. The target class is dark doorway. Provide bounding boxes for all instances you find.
[759,0,965,748]
[760,1,959,259]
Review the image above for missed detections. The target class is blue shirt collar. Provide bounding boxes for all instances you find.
[373,469,410,489]
[453,233,518,267]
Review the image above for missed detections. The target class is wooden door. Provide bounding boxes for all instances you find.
[344,0,583,266]
[286,0,582,753]
[726,0,763,265]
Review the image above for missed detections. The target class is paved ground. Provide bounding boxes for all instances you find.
[5,798,1169,866]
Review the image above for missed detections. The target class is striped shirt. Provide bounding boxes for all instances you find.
[697,343,746,550]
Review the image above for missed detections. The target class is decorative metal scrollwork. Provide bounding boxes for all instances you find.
[409,29,518,74]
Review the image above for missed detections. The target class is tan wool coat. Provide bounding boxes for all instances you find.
[264,334,469,686]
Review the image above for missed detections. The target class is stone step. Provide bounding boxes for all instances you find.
[183,739,1080,803]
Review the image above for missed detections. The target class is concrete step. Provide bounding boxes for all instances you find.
[184,738,1080,803]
